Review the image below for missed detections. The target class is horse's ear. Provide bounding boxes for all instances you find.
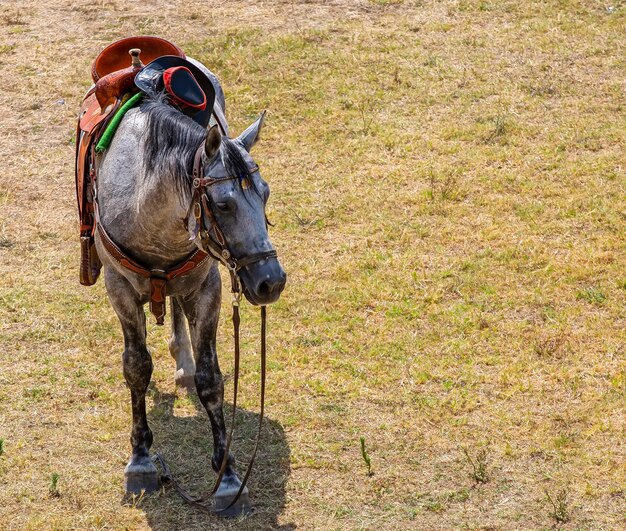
[204,125,221,160]
[236,111,266,152]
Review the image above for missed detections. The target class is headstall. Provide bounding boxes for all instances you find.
[188,143,277,300]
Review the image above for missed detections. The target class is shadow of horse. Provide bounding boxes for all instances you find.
[130,385,293,530]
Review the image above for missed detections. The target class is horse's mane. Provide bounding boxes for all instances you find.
[140,93,255,195]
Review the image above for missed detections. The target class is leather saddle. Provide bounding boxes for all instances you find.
[75,36,215,286]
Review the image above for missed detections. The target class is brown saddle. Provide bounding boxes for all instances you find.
[91,36,184,82]
[76,36,185,286]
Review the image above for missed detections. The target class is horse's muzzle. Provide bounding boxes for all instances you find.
[240,257,286,305]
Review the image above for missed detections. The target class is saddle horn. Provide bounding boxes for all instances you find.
[94,47,145,110]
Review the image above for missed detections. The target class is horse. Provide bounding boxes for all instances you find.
[92,59,286,513]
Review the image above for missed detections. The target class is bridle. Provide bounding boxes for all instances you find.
[188,143,277,296]
[151,142,276,516]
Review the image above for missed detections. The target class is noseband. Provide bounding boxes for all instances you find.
[189,144,277,298]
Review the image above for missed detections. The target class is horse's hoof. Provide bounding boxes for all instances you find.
[124,456,160,494]
[213,475,252,517]
[174,369,196,392]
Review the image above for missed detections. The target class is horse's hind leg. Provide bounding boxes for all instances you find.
[104,268,159,494]
[169,297,196,390]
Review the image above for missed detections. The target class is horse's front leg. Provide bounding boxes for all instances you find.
[179,266,250,511]
[104,268,159,494]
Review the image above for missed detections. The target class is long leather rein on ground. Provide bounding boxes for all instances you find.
[153,303,267,516]
[95,141,275,514]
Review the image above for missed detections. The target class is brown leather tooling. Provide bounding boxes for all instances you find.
[91,36,185,82]
[96,221,210,324]
[94,48,144,109]
[75,89,121,286]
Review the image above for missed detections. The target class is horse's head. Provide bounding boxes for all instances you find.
[195,115,286,305]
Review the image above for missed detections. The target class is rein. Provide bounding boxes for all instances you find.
[153,304,266,516]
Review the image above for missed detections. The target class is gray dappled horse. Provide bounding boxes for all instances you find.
[94,60,286,507]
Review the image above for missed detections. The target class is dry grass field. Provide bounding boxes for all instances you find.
[1,0,625,529]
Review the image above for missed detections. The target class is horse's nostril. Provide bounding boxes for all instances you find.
[250,266,286,303]
[257,280,271,298]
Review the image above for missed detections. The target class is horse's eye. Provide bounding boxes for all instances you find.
[216,202,230,212]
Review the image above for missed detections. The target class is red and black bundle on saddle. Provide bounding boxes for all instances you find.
[75,36,220,286]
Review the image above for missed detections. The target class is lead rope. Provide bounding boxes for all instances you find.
[152,276,267,516]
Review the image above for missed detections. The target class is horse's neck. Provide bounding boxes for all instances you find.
[133,177,193,256]
[97,111,196,268]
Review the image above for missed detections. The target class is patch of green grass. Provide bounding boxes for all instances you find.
[576,287,606,304]
[23,387,47,401]
[545,488,570,523]
[0,44,16,55]
[7,26,28,35]
[483,112,508,143]
[359,436,373,476]
[610,371,625,392]
[463,447,489,484]
[554,433,577,450]
[48,473,60,498]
